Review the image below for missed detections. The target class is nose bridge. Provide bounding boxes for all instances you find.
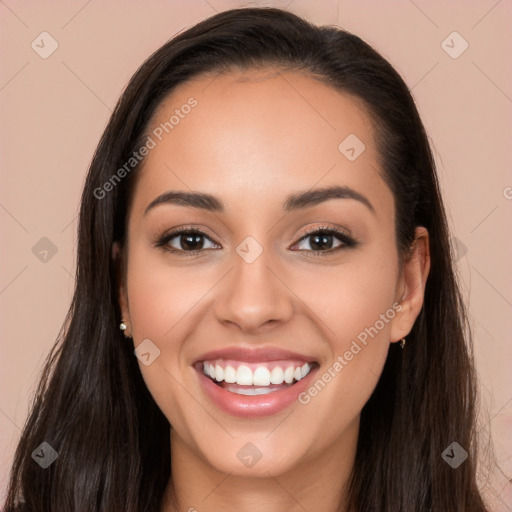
[214,237,294,332]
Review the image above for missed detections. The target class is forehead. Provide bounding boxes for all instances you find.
[131,68,390,218]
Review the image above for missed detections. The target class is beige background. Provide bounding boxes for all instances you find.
[1,0,511,509]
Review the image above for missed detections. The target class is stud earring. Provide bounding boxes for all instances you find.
[120,320,127,332]
[400,337,406,349]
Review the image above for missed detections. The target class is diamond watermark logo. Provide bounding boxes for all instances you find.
[441,441,468,468]
[441,32,468,59]
[134,338,161,366]
[237,442,262,468]
[338,134,366,161]
[31,442,58,469]
[236,236,263,264]
[31,32,59,59]
[32,237,58,263]
[450,236,468,262]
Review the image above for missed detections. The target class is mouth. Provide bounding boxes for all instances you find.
[194,357,319,417]
[197,359,315,395]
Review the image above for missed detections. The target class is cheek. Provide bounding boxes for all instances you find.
[126,248,211,341]
[291,247,399,349]
[290,248,399,428]
[124,247,210,432]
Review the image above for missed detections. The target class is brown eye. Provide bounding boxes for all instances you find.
[291,228,357,254]
[176,232,206,251]
[155,229,220,254]
[306,232,337,251]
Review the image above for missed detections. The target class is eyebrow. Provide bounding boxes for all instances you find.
[144,185,375,216]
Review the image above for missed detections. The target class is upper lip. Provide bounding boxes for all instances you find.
[193,346,317,364]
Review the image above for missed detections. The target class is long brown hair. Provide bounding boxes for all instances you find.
[4,7,488,511]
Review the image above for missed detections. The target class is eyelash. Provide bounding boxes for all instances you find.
[153,225,358,257]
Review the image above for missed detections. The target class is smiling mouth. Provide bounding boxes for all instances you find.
[197,359,318,396]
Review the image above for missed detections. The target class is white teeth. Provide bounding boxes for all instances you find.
[270,367,284,384]
[224,365,237,383]
[236,365,253,385]
[284,367,294,384]
[202,361,312,386]
[215,364,224,382]
[252,367,271,386]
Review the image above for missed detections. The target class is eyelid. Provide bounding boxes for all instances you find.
[295,224,354,242]
[155,224,216,241]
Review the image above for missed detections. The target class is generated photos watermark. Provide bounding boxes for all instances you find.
[94,97,198,200]
[298,301,403,405]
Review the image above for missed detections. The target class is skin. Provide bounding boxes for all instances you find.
[114,68,430,512]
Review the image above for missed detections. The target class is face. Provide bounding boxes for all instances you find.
[116,68,429,479]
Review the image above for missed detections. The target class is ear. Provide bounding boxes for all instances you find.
[390,226,431,343]
[112,241,132,337]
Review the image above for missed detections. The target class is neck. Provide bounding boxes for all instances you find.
[161,418,359,512]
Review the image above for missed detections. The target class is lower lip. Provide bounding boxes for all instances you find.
[195,364,318,417]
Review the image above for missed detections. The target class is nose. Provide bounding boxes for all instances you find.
[214,246,294,333]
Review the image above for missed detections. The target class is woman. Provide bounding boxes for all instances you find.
[4,7,489,512]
